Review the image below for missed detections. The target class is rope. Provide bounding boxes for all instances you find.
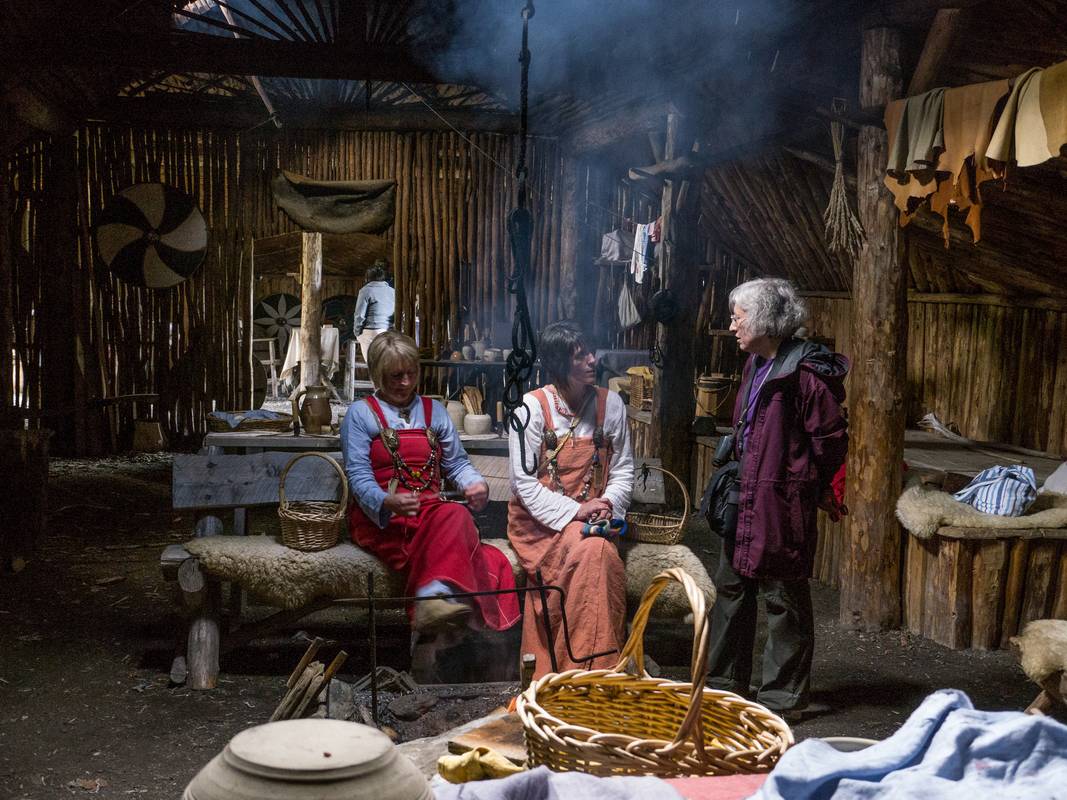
[504,0,539,475]
[823,100,865,259]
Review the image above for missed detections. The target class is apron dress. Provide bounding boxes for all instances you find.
[507,387,627,678]
[347,395,519,631]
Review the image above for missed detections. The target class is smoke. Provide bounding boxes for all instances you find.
[419,0,798,116]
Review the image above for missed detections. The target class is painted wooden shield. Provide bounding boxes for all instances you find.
[93,183,207,288]
[322,294,357,345]
[254,293,302,353]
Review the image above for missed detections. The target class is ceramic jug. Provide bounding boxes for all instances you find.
[291,384,332,435]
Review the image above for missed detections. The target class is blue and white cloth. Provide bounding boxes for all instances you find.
[953,465,1038,517]
[754,689,1067,800]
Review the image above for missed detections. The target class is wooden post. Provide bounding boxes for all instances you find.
[650,110,700,505]
[558,157,580,319]
[300,231,323,389]
[839,26,906,631]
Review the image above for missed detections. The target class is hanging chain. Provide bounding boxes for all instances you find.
[503,0,539,475]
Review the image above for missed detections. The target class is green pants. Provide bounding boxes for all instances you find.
[706,540,814,712]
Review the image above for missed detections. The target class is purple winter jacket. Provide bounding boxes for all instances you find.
[729,338,849,580]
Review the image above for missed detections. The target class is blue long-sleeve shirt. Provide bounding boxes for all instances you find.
[340,394,483,528]
[352,281,395,334]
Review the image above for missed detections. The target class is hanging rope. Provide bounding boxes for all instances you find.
[823,100,865,259]
[503,0,539,475]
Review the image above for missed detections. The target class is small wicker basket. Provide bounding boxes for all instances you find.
[629,373,653,412]
[627,465,689,545]
[207,411,293,433]
[517,568,793,777]
[277,452,349,552]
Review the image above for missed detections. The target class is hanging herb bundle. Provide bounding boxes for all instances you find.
[823,114,866,259]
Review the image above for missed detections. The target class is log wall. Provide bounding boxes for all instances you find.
[4,126,565,450]
[807,294,1067,457]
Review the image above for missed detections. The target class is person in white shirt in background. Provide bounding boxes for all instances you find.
[507,321,634,678]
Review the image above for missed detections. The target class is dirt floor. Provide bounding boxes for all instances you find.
[0,454,1051,799]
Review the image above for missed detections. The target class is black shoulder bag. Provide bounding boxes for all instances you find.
[698,357,770,538]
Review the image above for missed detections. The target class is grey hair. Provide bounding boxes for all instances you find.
[729,278,808,338]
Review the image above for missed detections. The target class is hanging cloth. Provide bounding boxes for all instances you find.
[618,278,642,330]
[987,61,1067,173]
[883,89,948,222]
[630,223,652,285]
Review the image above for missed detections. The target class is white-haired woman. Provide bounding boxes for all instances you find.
[341,331,519,642]
[707,278,848,719]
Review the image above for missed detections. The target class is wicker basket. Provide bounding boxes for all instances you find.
[517,568,793,777]
[277,452,349,552]
[627,465,689,545]
[207,411,293,433]
[629,373,653,412]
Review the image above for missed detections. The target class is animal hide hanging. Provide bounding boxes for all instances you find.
[272,170,397,234]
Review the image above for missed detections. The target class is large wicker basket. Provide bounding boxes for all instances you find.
[277,452,349,552]
[517,568,793,777]
[627,465,689,545]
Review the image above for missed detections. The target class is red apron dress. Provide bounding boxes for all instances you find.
[507,387,627,678]
[347,395,519,631]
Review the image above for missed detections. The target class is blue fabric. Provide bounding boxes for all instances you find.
[753,689,1067,800]
[953,465,1038,517]
[433,765,681,800]
[582,518,628,537]
[353,281,395,333]
[339,394,482,528]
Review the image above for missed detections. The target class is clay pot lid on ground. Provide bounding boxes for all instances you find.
[185,720,431,800]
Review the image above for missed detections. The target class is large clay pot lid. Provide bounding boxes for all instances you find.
[223,719,395,781]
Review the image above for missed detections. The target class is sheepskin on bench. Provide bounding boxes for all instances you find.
[182,535,715,619]
[896,482,1067,539]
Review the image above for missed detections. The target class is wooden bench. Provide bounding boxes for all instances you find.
[163,451,717,690]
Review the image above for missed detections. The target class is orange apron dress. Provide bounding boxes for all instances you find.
[506,387,626,678]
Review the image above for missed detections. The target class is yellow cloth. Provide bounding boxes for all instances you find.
[437,747,525,784]
[987,61,1067,171]
[883,97,942,221]
[626,366,653,380]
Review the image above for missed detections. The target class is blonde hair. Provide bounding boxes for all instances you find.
[367,331,419,388]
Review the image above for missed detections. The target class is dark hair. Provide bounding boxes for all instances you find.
[366,264,387,282]
[539,321,588,388]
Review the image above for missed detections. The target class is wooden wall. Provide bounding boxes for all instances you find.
[4,125,565,451]
[807,295,1067,457]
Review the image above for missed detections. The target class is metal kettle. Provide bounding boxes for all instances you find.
[291,383,332,435]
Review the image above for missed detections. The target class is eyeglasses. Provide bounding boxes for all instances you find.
[729,314,744,324]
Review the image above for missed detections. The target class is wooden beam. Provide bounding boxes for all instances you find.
[650,112,701,505]
[300,233,324,390]
[558,158,580,319]
[6,30,443,83]
[564,103,668,155]
[907,8,965,96]
[94,96,522,134]
[840,27,907,632]
[863,0,987,28]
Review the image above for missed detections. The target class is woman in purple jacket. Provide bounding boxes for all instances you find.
[707,278,848,718]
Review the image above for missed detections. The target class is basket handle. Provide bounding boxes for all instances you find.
[278,451,350,510]
[637,463,690,528]
[611,568,711,755]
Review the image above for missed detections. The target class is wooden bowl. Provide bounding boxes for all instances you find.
[183,720,430,800]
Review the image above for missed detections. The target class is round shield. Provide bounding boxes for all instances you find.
[322,294,358,346]
[93,183,207,288]
[254,293,302,353]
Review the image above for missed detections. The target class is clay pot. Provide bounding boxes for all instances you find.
[483,348,501,362]
[183,719,430,800]
[445,400,467,432]
[471,339,487,359]
[464,413,492,435]
[461,345,475,361]
[291,385,332,435]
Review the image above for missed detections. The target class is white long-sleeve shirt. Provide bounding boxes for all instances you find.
[508,387,634,531]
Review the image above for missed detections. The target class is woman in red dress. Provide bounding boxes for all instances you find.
[340,332,520,639]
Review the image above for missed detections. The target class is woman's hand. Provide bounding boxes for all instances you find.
[575,498,613,522]
[464,481,490,512]
[383,492,420,517]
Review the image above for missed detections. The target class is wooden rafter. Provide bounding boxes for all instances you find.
[907,7,966,96]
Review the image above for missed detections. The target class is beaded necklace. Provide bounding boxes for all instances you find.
[542,386,605,501]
